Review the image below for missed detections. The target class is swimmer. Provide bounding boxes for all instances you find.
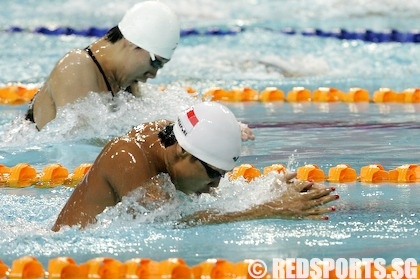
[25,1,255,140]
[26,1,180,130]
[52,102,337,231]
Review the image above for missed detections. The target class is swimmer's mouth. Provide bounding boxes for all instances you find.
[196,186,216,195]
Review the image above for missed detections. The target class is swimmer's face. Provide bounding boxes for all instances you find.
[124,41,169,84]
[169,151,225,195]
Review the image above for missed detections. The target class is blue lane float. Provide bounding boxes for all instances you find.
[3,25,420,43]
[296,28,420,43]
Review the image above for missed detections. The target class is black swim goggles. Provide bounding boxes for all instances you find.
[197,158,226,179]
[149,52,165,69]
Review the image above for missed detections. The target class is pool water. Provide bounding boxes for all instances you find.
[0,0,419,269]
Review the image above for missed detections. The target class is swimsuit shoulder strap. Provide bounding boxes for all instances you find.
[85,47,114,97]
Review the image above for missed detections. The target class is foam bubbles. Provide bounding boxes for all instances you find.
[0,83,199,148]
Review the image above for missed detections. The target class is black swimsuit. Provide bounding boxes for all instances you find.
[85,47,114,96]
[25,101,36,123]
[25,46,115,125]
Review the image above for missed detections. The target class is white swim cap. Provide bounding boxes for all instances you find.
[118,1,180,59]
[173,102,242,171]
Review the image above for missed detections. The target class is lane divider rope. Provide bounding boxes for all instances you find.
[0,163,91,188]
[1,85,420,104]
[1,256,418,279]
[201,86,420,103]
[1,162,420,188]
[3,25,420,43]
[231,163,420,184]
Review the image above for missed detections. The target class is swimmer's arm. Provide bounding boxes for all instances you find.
[239,122,255,141]
[180,179,338,225]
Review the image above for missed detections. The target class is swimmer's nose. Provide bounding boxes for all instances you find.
[145,71,156,79]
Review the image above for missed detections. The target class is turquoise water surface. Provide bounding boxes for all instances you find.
[0,0,419,267]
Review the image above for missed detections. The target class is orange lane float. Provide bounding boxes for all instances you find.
[360,164,389,183]
[202,87,232,102]
[343,87,370,102]
[192,258,271,279]
[48,257,86,279]
[1,256,419,279]
[8,256,45,279]
[3,84,420,103]
[4,163,37,188]
[231,163,420,184]
[1,257,275,279]
[37,163,69,188]
[259,87,285,102]
[286,86,312,102]
[231,87,259,102]
[401,87,420,103]
[63,163,92,187]
[120,258,192,279]
[0,259,8,279]
[1,162,420,187]
[229,164,261,182]
[296,164,326,182]
[372,88,400,103]
[0,164,10,184]
[0,163,91,188]
[205,259,236,279]
[328,164,357,183]
[185,86,196,95]
[166,85,419,103]
[158,258,192,279]
[0,85,38,105]
[388,164,420,183]
[192,259,224,278]
[203,87,260,102]
[312,87,344,102]
[83,257,123,279]
[263,164,286,175]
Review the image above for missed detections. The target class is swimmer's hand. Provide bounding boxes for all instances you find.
[179,172,338,226]
[263,172,338,220]
[239,122,255,141]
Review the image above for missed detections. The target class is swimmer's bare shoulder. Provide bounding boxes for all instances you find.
[98,119,171,197]
[127,119,172,137]
[53,50,100,102]
[34,49,98,129]
[52,119,172,231]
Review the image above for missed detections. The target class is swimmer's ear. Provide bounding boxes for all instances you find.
[176,144,190,159]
